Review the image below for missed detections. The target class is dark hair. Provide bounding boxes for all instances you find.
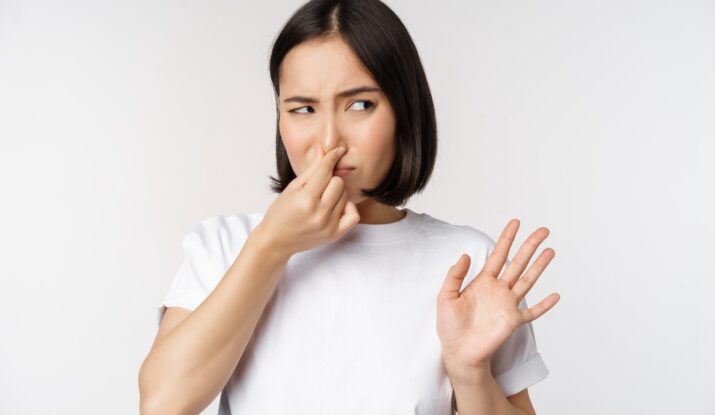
[266,0,437,207]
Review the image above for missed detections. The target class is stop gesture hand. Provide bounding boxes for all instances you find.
[436,219,560,381]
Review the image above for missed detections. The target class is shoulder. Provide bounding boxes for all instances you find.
[189,211,264,239]
[181,211,265,261]
[419,212,496,250]
[415,213,498,284]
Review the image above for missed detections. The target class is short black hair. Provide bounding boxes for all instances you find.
[267,0,438,207]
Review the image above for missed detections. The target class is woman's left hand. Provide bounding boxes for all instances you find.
[436,219,560,377]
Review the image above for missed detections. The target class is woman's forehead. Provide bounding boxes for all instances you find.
[279,38,375,95]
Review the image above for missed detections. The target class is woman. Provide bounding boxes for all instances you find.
[139,1,560,414]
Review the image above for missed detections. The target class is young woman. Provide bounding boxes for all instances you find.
[139,1,560,414]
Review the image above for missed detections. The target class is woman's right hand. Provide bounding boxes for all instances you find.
[255,145,361,257]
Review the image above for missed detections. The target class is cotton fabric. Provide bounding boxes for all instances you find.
[157,208,549,414]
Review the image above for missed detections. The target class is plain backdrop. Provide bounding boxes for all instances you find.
[1,0,714,414]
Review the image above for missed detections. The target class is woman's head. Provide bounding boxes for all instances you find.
[267,0,437,208]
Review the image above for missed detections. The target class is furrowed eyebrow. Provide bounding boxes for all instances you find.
[282,86,381,104]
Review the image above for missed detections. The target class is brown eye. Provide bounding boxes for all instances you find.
[290,106,314,114]
[349,100,375,111]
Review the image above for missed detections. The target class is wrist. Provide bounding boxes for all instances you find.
[442,353,493,387]
[247,224,293,263]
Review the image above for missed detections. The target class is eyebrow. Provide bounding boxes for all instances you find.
[282,86,381,104]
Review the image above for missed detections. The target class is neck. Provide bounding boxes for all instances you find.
[355,199,406,224]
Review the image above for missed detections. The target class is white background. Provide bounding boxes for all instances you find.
[1,0,713,414]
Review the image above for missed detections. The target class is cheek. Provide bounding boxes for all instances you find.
[360,125,394,151]
[279,117,312,171]
[357,116,396,167]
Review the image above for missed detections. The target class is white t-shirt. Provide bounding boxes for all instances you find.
[157,208,549,414]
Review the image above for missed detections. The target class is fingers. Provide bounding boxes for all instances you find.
[438,254,470,300]
[292,147,319,188]
[520,292,560,323]
[512,248,556,304]
[321,176,345,212]
[303,146,345,196]
[501,227,550,288]
[294,146,338,186]
[483,219,520,278]
[331,188,348,222]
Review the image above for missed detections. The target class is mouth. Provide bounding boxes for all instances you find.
[332,167,354,177]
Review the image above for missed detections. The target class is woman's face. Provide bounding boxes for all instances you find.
[277,37,397,203]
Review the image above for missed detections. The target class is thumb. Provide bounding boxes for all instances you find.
[337,200,360,235]
[439,254,471,300]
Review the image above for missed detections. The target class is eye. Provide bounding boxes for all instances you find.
[288,100,375,114]
[289,106,314,114]
[349,100,375,111]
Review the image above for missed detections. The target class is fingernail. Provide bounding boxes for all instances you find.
[337,147,346,156]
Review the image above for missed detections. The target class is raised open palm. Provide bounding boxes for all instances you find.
[436,219,560,372]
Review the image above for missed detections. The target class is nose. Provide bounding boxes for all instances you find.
[316,109,346,155]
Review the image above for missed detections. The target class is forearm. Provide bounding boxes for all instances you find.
[139,227,290,415]
[445,357,526,415]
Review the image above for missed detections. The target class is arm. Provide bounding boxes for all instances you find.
[447,359,536,415]
[138,225,291,415]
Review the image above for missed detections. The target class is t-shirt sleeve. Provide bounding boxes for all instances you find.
[156,224,220,326]
[490,292,550,396]
[486,243,550,397]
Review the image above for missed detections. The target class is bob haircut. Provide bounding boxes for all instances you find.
[267,0,438,207]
